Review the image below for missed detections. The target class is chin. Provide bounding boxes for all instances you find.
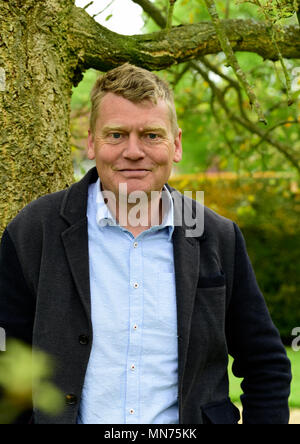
[122,185,151,198]
[116,180,148,194]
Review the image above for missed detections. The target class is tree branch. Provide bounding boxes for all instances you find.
[69,6,300,73]
[129,0,300,172]
[166,0,177,32]
[192,63,300,173]
[203,0,266,123]
[199,57,245,113]
[132,0,248,121]
[131,0,166,28]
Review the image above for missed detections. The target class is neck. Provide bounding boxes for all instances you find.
[101,184,163,236]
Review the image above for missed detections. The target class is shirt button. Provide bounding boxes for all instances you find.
[133,282,139,289]
[65,394,77,406]
[130,364,135,371]
[79,335,89,345]
[133,242,138,248]
[129,409,135,415]
[133,324,138,330]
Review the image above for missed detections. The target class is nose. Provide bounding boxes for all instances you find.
[122,134,145,160]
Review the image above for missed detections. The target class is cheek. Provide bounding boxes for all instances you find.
[94,144,118,164]
[149,143,174,165]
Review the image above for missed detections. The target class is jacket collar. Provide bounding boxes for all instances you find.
[60,167,206,241]
[60,167,99,226]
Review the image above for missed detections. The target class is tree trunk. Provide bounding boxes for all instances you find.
[0,0,78,232]
[1,0,300,232]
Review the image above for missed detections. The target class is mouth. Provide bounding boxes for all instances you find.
[117,169,151,176]
[118,169,150,172]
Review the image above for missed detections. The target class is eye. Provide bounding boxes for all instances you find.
[106,132,124,142]
[111,133,122,139]
[146,133,160,140]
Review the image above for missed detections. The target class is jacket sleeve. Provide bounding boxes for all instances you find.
[0,228,35,344]
[226,223,292,424]
[0,229,35,424]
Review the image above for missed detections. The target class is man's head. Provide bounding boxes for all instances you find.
[87,63,182,198]
[89,63,179,138]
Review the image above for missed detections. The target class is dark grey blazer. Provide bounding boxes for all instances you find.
[0,167,291,424]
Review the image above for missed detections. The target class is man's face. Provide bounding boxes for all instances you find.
[87,93,182,198]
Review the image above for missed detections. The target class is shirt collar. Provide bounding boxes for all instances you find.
[94,178,174,240]
[95,179,117,227]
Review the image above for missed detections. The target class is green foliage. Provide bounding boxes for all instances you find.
[237,0,298,22]
[70,69,99,176]
[71,68,98,110]
[143,0,300,175]
[160,53,300,174]
[286,348,300,408]
[71,1,300,176]
[228,348,300,408]
[246,229,300,342]
[0,340,64,424]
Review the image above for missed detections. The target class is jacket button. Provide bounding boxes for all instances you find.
[66,394,77,406]
[79,335,89,345]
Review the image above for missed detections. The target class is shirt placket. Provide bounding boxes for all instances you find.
[125,238,143,423]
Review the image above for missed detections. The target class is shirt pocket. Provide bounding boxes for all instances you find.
[157,272,178,332]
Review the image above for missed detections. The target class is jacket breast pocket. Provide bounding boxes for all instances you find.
[196,272,226,320]
[192,273,227,352]
[197,272,226,289]
[201,398,241,424]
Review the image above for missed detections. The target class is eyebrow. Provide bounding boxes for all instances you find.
[101,125,168,136]
[101,125,127,134]
[142,126,168,135]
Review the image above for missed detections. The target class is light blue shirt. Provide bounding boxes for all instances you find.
[77,179,179,424]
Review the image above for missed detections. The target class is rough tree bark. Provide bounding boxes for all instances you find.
[0,0,300,232]
[0,0,78,233]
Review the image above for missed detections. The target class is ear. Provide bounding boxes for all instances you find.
[173,128,182,163]
[87,129,96,160]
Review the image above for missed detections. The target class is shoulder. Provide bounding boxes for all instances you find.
[203,204,236,239]
[6,187,69,240]
[168,184,236,239]
[9,188,68,223]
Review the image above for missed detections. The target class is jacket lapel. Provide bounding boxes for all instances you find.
[59,168,98,323]
[61,219,91,322]
[173,227,200,392]
[170,187,205,414]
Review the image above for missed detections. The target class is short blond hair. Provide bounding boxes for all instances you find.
[89,63,178,136]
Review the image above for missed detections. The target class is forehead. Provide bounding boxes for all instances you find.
[96,93,172,130]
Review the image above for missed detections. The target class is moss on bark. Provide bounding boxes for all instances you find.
[0,0,78,232]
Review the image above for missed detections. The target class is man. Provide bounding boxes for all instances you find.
[0,64,291,424]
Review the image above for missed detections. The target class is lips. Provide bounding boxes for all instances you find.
[117,169,151,177]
